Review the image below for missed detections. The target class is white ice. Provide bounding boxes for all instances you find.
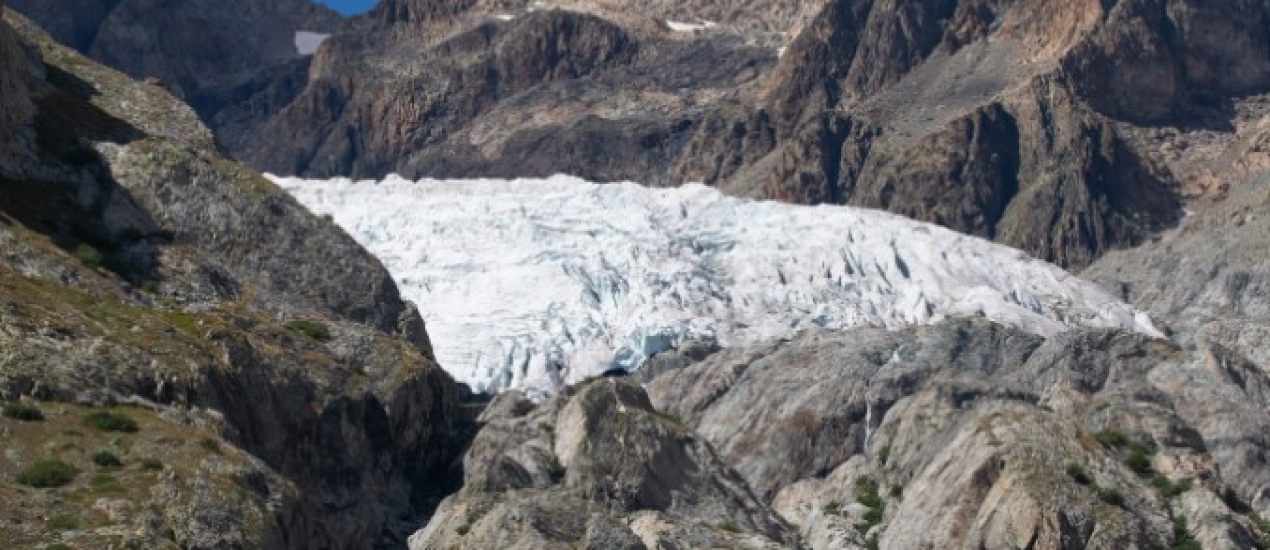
[666,20,717,32]
[274,174,1164,399]
[294,31,330,56]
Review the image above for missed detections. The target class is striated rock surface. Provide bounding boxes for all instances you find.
[409,378,795,549]
[0,11,459,549]
[646,319,1270,549]
[680,0,1270,268]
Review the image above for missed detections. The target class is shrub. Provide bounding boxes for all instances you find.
[2,402,44,421]
[1093,484,1125,507]
[44,544,72,550]
[1126,449,1153,476]
[139,458,164,471]
[717,521,740,533]
[1066,463,1092,485]
[47,514,79,530]
[1094,430,1128,448]
[91,450,122,469]
[284,320,332,342]
[456,523,471,536]
[823,500,843,515]
[73,243,103,268]
[15,460,78,488]
[547,457,566,482]
[82,411,138,433]
[1173,517,1201,550]
[654,410,685,427]
[200,438,221,454]
[877,445,891,465]
[889,483,904,499]
[854,476,886,535]
[1151,475,1190,498]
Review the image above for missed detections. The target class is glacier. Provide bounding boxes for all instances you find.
[274,174,1163,398]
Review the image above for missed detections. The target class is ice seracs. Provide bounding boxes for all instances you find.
[275,174,1163,399]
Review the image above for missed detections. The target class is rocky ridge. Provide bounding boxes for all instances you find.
[12,0,1270,269]
[0,8,460,549]
[6,0,343,154]
[410,378,796,549]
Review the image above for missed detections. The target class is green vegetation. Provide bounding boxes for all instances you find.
[72,243,103,268]
[2,402,44,421]
[717,521,740,533]
[44,544,72,550]
[877,445,891,466]
[15,459,78,488]
[200,438,222,454]
[47,514,80,530]
[284,320,333,342]
[82,411,138,433]
[889,483,904,500]
[1066,463,1092,485]
[139,458,164,471]
[824,500,843,515]
[1093,484,1125,507]
[456,523,471,536]
[1152,475,1191,499]
[1094,429,1129,448]
[91,449,122,469]
[539,422,555,436]
[654,410,686,428]
[1172,517,1201,550]
[854,476,886,535]
[548,457,566,482]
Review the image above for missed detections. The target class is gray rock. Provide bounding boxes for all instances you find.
[647,319,1270,548]
[410,378,796,549]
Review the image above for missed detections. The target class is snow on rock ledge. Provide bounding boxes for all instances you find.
[274,174,1163,398]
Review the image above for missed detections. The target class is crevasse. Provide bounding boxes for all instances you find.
[275,174,1163,399]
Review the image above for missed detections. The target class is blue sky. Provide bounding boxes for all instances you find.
[315,0,379,15]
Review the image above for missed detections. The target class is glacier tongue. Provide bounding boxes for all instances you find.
[274,174,1163,398]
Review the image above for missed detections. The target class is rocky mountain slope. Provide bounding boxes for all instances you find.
[11,0,1270,270]
[228,0,1264,270]
[0,8,460,549]
[410,378,797,549]
[6,0,342,154]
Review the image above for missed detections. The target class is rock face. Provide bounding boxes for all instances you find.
[6,0,342,153]
[0,11,458,549]
[681,0,1270,268]
[18,0,1268,268]
[237,0,1265,268]
[645,319,1270,549]
[409,378,795,549]
[241,1,780,184]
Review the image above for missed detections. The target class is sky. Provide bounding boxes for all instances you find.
[315,0,379,15]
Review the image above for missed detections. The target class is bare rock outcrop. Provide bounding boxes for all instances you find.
[0,11,460,548]
[409,378,795,549]
[7,0,342,152]
[646,319,1270,549]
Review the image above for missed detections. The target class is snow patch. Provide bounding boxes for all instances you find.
[274,174,1164,399]
[666,20,717,32]
[294,31,330,56]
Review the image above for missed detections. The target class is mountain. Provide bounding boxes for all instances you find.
[0,8,460,548]
[6,0,343,154]
[232,0,1265,270]
[278,174,1160,398]
[13,0,1267,269]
